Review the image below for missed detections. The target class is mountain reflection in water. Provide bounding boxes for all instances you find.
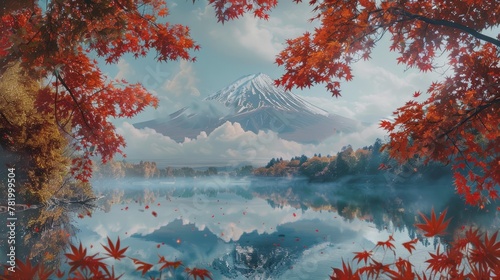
[4,176,497,279]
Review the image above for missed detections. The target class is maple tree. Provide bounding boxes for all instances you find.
[275,0,500,206]
[1,0,199,181]
[205,0,500,206]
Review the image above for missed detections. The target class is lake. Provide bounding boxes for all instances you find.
[2,176,498,279]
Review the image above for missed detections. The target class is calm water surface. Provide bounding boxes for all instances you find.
[3,176,497,279]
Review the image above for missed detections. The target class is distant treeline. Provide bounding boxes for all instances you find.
[93,160,254,179]
[253,138,452,183]
[94,138,451,182]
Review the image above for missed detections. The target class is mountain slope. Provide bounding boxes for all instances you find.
[205,73,329,116]
[134,73,359,143]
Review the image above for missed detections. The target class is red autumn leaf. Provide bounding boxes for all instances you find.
[358,260,398,279]
[425,246,451,275]
[64,242,108,275]
[55,268,65,278]
[469,231,500,270]
[64,243,88,274]
[402,238,419,254]
[185,267,213,280]
[130,258,154,276]
[330,260,360,280]
[102,237,128,260]
[152,211,157,217]
[376,235,396,252]
[159,258,183,271]
[353,250,372,265]
[392,258,415,280]
[2,258,41,280]
[415,208,451,237]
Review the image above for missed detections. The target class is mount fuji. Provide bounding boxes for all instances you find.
[134,73,359,143]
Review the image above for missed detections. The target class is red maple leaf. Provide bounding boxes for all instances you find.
[402,238,418,254]
[2,258,41,280]
[376,235,396,252]
[353,250,372,264]
[159,258,183,271]
[130,258,154,276]
[358,260,398,279]
[185,267,213,280]
[469,231,500,270]
[330,260,360,280]
[55,268,65,278]
[64,242,107,275]
[64,243,89,274]
[425,246,452,275]
[415,208,451,237]
[101,237,128,260]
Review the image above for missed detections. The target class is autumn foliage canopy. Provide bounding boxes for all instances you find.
[275,0,500,206]
[1,0,198,181]
[210,0,500,206]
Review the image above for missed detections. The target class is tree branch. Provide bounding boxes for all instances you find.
[438,96,500,139]
[54,72,93,132]
[397,9,500,48]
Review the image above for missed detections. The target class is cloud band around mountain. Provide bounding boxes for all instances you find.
[117,121,385,167]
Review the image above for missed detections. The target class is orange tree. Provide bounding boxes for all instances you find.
[1,0,198,181]
[208,0,500,206]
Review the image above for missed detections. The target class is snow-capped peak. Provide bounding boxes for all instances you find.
[204,73,329,116]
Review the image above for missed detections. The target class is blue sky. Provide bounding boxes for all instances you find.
[100,0,444,166]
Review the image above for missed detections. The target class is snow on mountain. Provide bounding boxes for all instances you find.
[205,73,329,116]
[134,73,360,143]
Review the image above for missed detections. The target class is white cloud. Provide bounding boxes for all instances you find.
[300,54,442,124]
[142,60,203,116]
[194,4,308,63]
[114,58,135,80]
[162,60,200,98]
[117,121,386,166]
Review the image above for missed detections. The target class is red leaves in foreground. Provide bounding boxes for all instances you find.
[402,238,418,254]
[1,258,52,280]
[102,237,128,260]
[330,260,360,280]
[330,205,500,279]
[469,231,500,271]
[1,236,214,279]
[376,235,395,252]
[130,258,154,276]
[353,250,372,265]
[159,257,183,271]
[415,208,451,237]
[185,267,213,280]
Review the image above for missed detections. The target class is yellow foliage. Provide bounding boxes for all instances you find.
[0,62,72,203]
